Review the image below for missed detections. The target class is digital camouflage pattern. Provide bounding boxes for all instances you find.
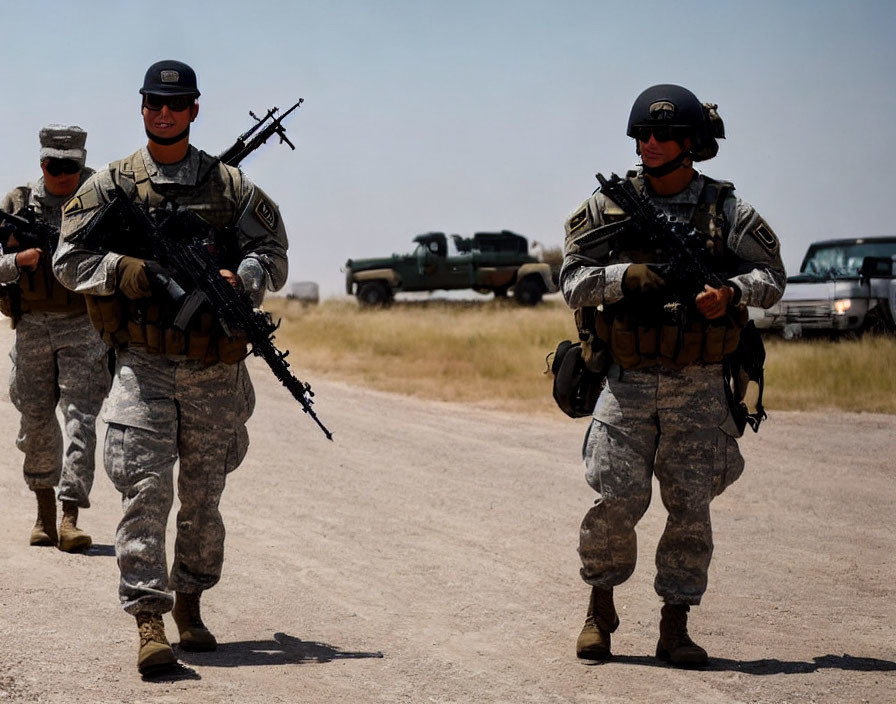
[562,168,785,605]
[561,174,786,311]
[0,174,109,506]
[104,349,254,614]
[53,144,287,615]
[580,364,743,604]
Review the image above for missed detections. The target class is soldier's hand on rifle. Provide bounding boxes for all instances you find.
[622,263,666,296]
[696,283,735,320]
[219,269,241,289]
[117,255,152,299]
[14,248,42,272]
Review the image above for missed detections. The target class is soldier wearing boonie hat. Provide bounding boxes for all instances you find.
[54,59,288,676]
[0,124,110,556]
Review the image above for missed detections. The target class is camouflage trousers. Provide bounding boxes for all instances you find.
[579,363,744,605]
[8,311,110,505]
[103,349,255,615]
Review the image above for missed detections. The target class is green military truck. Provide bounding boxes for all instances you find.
[344,230,557,306]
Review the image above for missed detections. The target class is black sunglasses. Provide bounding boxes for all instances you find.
[43,158,81,176]
[142,94,196,112]
[633,126,687,143]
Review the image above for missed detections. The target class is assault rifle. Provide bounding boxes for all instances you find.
[0,207,59,257]
[75,186,333,440]
[593,172,727,298]
[218,100,303,168]
[592,173,767,433]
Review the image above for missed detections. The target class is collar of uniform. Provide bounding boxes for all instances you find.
[649,172,705,206]
[32,167,97,210]
[30,178,63,209]
[140,145,202,186]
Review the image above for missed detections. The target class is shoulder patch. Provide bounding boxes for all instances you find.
[254,196,279,233]
[63,187,100,217]
[63,196,84,216]
[567,206,589,235]
[751,221,779,254]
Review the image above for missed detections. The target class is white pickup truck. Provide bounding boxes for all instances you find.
[751,236,896,338]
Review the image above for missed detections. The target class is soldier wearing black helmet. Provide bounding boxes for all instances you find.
[54,60,288,675]
[560,84,785,666]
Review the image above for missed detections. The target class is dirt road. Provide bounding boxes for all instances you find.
[0,323,894,703]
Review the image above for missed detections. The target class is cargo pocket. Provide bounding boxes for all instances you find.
[711,427,744,497]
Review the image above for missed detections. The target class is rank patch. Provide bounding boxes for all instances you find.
[752,221,778,254]
[254,197,278,232]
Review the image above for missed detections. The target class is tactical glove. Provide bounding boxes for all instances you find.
[117,255,151,299]
[622,263,666,296]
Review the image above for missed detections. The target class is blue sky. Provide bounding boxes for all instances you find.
[1,1,893,296]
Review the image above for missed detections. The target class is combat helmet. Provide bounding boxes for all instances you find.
[627,84,724,168]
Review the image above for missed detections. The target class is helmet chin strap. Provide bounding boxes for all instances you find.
[145,127,190,146]
[641,149,690,178]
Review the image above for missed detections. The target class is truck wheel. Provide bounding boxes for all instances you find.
[513,276,544,306]
[357,281,392,307]
[492,286,509,298]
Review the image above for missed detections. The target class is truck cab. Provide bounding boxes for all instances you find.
[752,237,896,337]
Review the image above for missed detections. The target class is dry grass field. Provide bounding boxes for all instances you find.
[268,296,896,416]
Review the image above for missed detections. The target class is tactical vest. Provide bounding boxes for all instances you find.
[0,186,85,326]
[578,173,747,371]
[85,149,248,364]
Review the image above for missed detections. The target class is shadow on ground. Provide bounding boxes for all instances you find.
[177,632,384,668]
[587,653,896,675]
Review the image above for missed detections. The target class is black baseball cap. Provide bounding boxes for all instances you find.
[140,60,200,97]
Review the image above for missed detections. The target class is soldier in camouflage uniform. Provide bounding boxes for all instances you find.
[561,85,785,666]
[0,125,110,553]
[54,60,288,675]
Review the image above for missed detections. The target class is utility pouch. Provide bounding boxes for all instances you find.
[217,334,249,365]
[549,338,609,418]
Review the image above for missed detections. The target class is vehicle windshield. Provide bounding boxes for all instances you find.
[800,240,896,279]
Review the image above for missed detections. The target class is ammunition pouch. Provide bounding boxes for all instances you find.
[85,293,248,364]
[15,260,84,316]
[594,303,747,370]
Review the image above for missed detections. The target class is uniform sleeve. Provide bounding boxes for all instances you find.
[0,191,21,283]
[233,178,289,302]
[723,196,786,309]
[52,169,124,295]
[559,193,628,309]
[0,253,19,283]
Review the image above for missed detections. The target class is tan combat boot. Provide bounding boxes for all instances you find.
[656,603,708,667]
[58,501,92,553]
[29,488,58,546]
[576,587,620,660]
[136,612,177,675]
[172,591,218,651]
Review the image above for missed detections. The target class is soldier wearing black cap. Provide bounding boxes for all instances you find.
[0,124,110,554]
[54,60,289,675]
[560,85,786,666]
